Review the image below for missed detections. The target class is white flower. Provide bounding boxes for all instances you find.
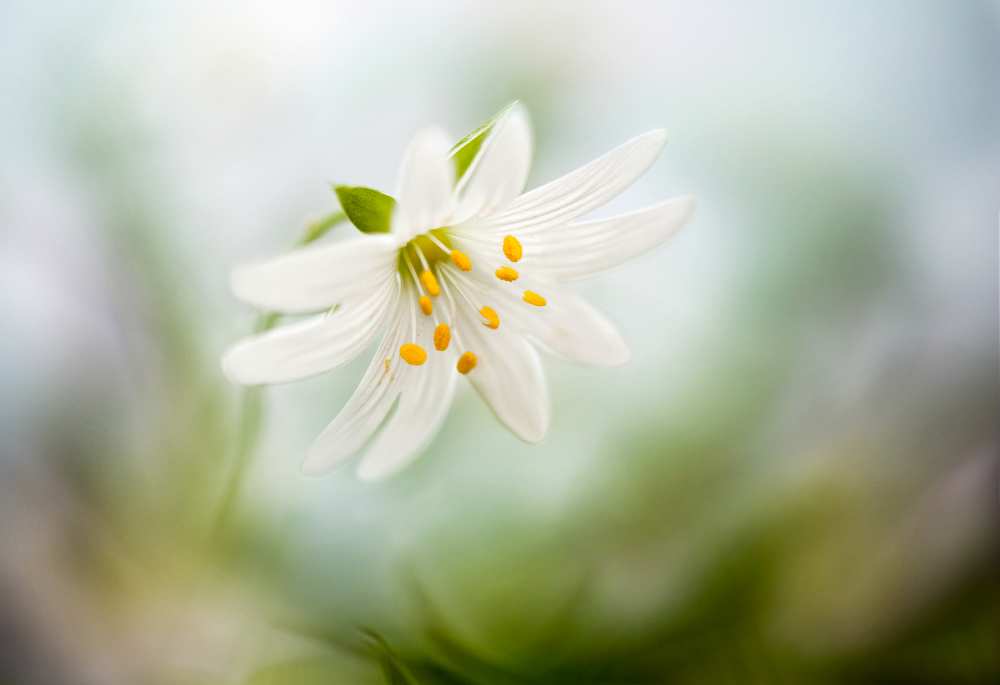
[222,103,694,480]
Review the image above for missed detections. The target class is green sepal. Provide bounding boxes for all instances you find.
[450,101,518,182]
[333,185,396,234]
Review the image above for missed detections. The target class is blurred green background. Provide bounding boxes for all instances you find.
[2,1,998,683]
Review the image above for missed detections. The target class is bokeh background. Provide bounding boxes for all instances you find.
[2,1,998,683]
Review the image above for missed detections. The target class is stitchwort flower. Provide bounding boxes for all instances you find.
[223,103,694,479]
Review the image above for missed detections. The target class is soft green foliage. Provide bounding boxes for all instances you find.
[450,101,517,182]
[364,631,423,685]
[334,185,397,234]
[246,656,381,685]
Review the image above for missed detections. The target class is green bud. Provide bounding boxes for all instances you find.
[333,185,396,234]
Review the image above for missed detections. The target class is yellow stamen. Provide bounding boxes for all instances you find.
[495,266,519,282]
[503,235,522,262]
[399,343,427,366]
[523,290,546,307]
[418,295,433,316]
[420,270,441,296]
[450,250,472,271]
[480,306,500,329]
[457,351,478,374]
[433,323,451,351]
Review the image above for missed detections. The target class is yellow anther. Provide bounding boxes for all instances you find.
[399,343,427,366]
[503,235,523,262]
[450,250,472,271]
[495,266,519,282]
[523,290,546,307]
[418,295,433,316]
[480,306,500,329]
[433,323,451,351]
[420,270,441,296]
[457,351,478,375]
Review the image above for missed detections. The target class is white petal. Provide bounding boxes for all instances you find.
[221,279,398,385]
[394,127,455,241]
[454,102,533,221]
[356,317,457,480]
[231,235,398,313]
[301,296,411,475]
[446,274,549,442]
[506,284,630,367]
[444,266,629,367]
[472,129,667,235]
[523,195,695,281]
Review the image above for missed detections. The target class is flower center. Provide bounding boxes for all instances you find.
[395,230,545,374]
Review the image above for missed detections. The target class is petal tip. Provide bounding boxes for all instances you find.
[220,345,255,386]
[519,428,548,445]
[506,100,529,120]
[644,128,668,148]
[229,265,256,303]
[674,194,697,227]
[607,343,631,367]
[512,411,550,444]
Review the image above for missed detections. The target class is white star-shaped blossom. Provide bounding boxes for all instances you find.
[223,103,694,479]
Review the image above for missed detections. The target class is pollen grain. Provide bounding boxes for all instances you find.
[495,266,519,282]
[418,295,433,315]
[523,290,546,307]
[457,351,478,374]
[420,270,441,296]
[433,323,451,351]
[450,250,472,271]
[502,235,523,262]
[399,343,427,366]
[480,306,500,329]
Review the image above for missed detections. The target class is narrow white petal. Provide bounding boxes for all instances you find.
[231,235,398,313]
[356,318,457,480]
[505,284,630,367]
[221,280,398,385]
[301,296,412,475]
[444,267,629,367]
[523,195,695,281]
[454,102,533,221]
[447,276,549,442]
[394,127,455,241]
[471,129,667,236]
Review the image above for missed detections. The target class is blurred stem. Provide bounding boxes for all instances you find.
[302,209,348,244]
[362,630,423,685]
[212,210,347,541]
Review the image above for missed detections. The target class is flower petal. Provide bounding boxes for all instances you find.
[522,196,695,281]
[454,102,533,221]
[231,235,398,313]
[221,279,398,385]
[356,317,457,480]
[444,266,629,367]
[446,272,549,443]
[394,127,455,241]
[522,290,629,366]
[506,284,630,367]
[301,296,411,475]
[471,129,667,236]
